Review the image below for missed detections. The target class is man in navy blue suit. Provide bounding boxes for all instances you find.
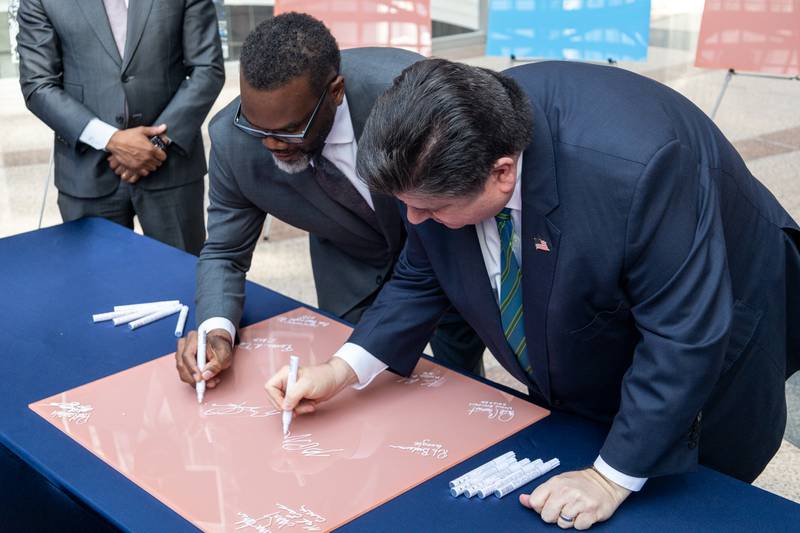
[266,59,800,528]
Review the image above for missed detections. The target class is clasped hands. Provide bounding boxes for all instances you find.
[175,347,631,530]
[106,123,169,183]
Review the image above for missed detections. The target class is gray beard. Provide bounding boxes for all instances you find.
[272,152,312,174]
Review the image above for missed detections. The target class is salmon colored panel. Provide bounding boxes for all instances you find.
[275,0,431,56]
[30,307,549,532]
[695,0,800,75]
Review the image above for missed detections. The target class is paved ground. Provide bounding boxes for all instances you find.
[1,4,798,503]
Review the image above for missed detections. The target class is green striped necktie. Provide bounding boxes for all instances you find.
[494,208,533,377]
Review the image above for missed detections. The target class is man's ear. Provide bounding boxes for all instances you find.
[331,75,345,105]
[490,156,518,194]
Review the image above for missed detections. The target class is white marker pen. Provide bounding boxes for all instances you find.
[112,308,154,326]
[196,327,207,404]
[449,451,515,488]
[450,455,518,497]
[494,458,561,498]
[114,300,181,312]
[477,458,535,498]
[128,304,182,330]
[461,455,518,485]
[283,355,300,436]
[466,459,528,498]
[174,305,189,338]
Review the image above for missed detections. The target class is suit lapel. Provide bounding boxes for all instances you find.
[122,0,155,72]
[449,224,543,390]
[371,193,404,254]
[283,167,384,243]
[76,0,122,66]
[520,100,561,402]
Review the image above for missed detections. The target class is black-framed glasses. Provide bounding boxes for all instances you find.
[234,84,331,145]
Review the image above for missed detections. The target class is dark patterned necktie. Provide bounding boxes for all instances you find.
[312,154,379,229]
[495,208,533,378]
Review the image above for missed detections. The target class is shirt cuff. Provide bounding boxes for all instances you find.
[593,456,647,492]
[199,316,235,344]
[333,342,388,390]
[79,118,119,151]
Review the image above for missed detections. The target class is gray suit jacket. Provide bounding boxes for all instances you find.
[196,47,421,328]
[17,0,225,198]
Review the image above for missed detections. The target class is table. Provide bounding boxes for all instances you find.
[1,218,798,532]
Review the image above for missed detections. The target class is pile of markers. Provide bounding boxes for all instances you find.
[92,300,189,336]
[449,451,560,499]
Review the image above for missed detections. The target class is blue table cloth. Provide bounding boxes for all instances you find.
[1,219,798,532]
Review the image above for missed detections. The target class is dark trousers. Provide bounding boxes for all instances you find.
[57,180,205,255]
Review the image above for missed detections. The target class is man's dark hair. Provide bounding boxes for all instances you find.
[240,12,340,92]
[357,59,533,198]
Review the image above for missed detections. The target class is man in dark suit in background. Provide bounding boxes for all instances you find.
[175,14,484,390]
[17,0,225,254]
[267,59,800,529]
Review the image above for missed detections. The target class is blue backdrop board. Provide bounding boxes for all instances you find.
[487,0,651,62]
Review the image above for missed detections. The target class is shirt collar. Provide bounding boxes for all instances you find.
[506,152,523,212]
[324,94,355,145]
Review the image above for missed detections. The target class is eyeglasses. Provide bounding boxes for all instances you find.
[234,84,331,145]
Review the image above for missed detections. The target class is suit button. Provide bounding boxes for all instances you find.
[553,399,563,408]
[688,439,698,450]
[121,75,133,83]
[115,115,124,125]
[376,275,383,285]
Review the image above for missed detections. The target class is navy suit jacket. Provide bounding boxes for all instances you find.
[350,61,800,479]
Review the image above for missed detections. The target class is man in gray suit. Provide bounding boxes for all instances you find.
[174,13,484,391]
[17,0,225,254]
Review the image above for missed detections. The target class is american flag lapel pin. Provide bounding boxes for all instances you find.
[534,236,551,253]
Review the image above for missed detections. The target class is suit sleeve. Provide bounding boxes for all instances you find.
[195,135,266,329]
[17,0,97,148]
[600,140,734,478]
[154,0,224,154]
[347,218,453,376]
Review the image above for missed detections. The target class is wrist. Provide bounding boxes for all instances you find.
[588,466,631,502]
[329,356,358,388]
[207,328,232,345]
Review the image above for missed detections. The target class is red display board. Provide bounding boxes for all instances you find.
[30,307,548,532]
[275,0,431,56]
[695,0,800,75]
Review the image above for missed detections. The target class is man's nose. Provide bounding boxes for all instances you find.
[262,136,291,152]
[406,206,430,225]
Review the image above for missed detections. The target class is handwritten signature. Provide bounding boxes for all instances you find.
[202,402,281,418]
[278,315,330,328]
[235,504,326,532]
[396,370,447,388]
[283,434,344,457]
[48,402,93,424]
[389,438,449,459]
[467,400,515,422]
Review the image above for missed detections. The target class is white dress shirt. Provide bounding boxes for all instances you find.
[199,95,371,344]
[334,153,647,491]
[78,0,129,151]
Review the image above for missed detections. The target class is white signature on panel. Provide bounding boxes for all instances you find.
[48,401,93,424]
[467,400,515,422]
[278,315,330,328]
[283,433,344,457]
[389,438,449,459]
[202,402,281,418]
[238,337,294,352]
[235,503,327,532]
[396,370,446,388]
